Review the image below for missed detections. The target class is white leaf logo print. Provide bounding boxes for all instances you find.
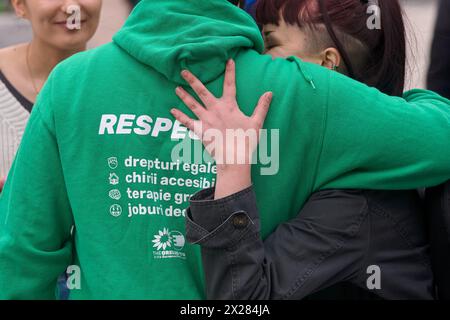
[152,228,172,251]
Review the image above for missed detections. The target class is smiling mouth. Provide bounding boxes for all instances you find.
[54,19,87,25]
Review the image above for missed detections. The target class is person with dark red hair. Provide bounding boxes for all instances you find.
[178,0,445,299]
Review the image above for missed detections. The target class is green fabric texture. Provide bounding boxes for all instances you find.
[1,0,450,299]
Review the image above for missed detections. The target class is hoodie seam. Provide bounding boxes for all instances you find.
[309,71,330,193]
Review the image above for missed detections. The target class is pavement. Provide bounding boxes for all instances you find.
[0,0,440,89]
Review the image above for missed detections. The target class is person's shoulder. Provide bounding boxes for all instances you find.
[0,43,27,72]
[45,42,123,96]
[50,42,132,82]
[235,50,331,91]
[0,44,22,60]
[41,42,133,115]
[55,42,119,70]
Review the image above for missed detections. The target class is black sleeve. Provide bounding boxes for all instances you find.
[185,187,370,300]
[427,0,450,99]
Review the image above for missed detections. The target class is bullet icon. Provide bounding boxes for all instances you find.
[108,157,118,170]
[110,204,122,217]
[109,189,121,200]
[109,173,119,185]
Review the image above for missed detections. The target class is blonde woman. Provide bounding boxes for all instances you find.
[0,0,102,191]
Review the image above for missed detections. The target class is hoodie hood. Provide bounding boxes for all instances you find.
[113,0,264,84]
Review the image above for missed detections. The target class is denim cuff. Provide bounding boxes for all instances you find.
[186,186,261,248]
[189,186,259,231]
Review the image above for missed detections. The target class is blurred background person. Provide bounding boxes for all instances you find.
[0,0,102,191]
[427,0,450,99]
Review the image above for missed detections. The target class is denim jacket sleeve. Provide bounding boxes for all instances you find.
[185,187,369,300]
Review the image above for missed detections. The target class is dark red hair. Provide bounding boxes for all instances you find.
[256,0,406,96]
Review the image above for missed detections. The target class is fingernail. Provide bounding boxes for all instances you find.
[181,70,189,78]
[175,86,182,94]
[227,59,234,67]
[170,108,176,114]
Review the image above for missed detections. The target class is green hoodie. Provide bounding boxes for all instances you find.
[1,0,450,300]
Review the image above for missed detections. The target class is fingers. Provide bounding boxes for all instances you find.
[175,86,206,119]
[181,70,216,107]
[252,92,273,127]
[170,108,202,137]
[223,59,236,98]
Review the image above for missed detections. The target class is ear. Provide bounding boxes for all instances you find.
[11,0,27,19]
[320,47,342,71]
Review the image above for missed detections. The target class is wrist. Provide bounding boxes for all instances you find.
[216,164,251,176]
[214,165,252,200]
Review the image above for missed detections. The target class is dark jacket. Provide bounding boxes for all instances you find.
[186,187,434,300]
